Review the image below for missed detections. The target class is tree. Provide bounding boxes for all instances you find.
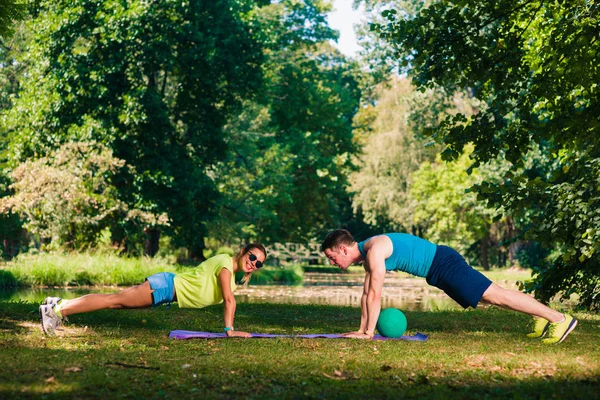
[349,77,439,233]
[0,141,165,249]
[0,0,24,38]
[0,1,27,258]
[354,0,431,87]
[2,0,266,257]
[409,147,514,270]
[207,0,362,245]
[373,0,600,308]
[0,159,22,258]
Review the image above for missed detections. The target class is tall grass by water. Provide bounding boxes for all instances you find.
[0,252,304,287]
[1,252,177,287]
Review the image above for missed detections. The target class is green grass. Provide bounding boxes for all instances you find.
[1,301,598,399]
[477,267,534,283]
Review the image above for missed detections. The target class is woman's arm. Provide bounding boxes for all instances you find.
[219,268,251,338]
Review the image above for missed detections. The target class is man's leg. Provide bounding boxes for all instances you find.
[480,283,563,322]
[481,283,578,344]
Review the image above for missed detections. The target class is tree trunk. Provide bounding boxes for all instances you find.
[110,225,127,254]
[143,227,160,257]
[411,224,424,238]
[480,231,490,271]
[1,228,26,259]
[505,216,520,265]
[188,239,206,262]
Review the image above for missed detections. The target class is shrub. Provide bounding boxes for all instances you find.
[0,270,18,287]
[236,265,304,286]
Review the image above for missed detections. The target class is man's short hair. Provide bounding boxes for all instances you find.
[321,229,355,252]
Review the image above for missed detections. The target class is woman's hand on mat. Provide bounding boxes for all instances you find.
[226,330,252,338]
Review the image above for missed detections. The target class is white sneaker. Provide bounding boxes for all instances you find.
[43,297,61,307]
[39,304,62,336]
[42,297,66,328]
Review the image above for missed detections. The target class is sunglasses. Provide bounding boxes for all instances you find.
[248,252,263,269]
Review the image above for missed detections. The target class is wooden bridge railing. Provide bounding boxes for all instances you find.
[266,242,327,266]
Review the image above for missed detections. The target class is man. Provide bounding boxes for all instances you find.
[321,229,577,344]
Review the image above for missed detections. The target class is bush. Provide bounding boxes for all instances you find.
[236,265,304,285]
[516,241,552,270]
[303,265,351,274]
[0,142,168,250]
[0,270,18,287]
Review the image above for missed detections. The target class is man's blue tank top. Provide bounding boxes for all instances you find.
[357,233,437,277]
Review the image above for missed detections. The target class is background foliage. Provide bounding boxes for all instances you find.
[369,0,599,308]
[0,0,598,309]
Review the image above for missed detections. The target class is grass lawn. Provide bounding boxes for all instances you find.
[1,301,598,399]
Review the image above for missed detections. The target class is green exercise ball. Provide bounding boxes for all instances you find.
[376,308,407,338]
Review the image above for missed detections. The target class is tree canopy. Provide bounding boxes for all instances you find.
[208,1,361,244]
[2,0,599,309]
[372,0,600,308]
[0,0,24,38]
[3,0,267,255]
[0,0,362,255]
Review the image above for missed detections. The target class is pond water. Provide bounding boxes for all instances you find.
[0,272,521,311]
[236,272,464,310]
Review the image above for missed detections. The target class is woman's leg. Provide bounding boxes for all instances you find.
[60,281,154,317]
[480,283,564,322]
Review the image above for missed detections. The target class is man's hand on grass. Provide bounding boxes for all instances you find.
[343,331,374,339]
[226,330,252,338]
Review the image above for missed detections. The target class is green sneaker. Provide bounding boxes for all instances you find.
[541,314,578,344]
[526,317,550,338]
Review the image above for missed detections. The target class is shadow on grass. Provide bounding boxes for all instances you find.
[0,375,598,399]
[0,300,41,334]
[4,300,596,339]
[0,343,597,400]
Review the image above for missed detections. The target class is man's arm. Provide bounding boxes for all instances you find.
[363,253,386,337]
[343,271,370,336]
[345,236,392,339]
[360,271,370,332]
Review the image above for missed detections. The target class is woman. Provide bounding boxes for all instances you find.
[39,243,267,337]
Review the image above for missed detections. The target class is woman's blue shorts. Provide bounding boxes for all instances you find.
[146,272,176,307]
[426,245,492,309]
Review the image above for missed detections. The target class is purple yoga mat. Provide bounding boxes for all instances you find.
[169,330,428,341]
